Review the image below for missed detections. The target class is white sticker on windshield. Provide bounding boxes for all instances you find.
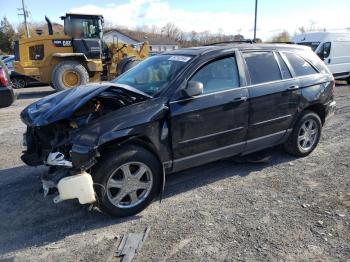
[168,56,191,62]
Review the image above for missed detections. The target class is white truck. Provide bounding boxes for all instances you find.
[292,32,350,83]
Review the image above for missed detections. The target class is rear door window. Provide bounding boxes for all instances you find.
[242,52,282,85]
[283,52,318,77]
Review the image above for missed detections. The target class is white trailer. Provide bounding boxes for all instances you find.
[292,32,350,83]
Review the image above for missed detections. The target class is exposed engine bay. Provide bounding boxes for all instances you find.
[21,84,150,168]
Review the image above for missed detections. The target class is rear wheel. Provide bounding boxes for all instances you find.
[52,61,89,91]
[284,110,322,157]
[11,77,26,89]
[93,145,161,217]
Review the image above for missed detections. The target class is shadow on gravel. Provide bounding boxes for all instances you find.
[16,90,56,100]
[0,147,295,255]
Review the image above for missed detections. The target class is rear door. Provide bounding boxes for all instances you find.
[241,51,300,153]
[169,54,249,171]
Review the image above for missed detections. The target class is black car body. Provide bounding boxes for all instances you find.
[0,60,15,108]
[21,43,336,216]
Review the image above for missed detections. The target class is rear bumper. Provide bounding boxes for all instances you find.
[325,100,336,121]
[0,86,15,108]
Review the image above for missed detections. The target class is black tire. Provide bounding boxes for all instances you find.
[92,144,161,217]
[52,61,89,91]
[11,77,26,89]
[284,110,322,157]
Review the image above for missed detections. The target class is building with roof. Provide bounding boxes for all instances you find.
[103,29,178,54]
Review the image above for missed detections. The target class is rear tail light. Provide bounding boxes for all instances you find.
[0,68,8,87]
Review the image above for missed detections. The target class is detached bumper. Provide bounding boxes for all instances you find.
[325,100,336,121]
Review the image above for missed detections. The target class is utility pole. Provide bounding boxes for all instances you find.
[18,0,30,38]
[253,0,258,42]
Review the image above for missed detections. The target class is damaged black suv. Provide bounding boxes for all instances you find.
[21,43,336,217]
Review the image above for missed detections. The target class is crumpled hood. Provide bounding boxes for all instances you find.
[20,83,151,126]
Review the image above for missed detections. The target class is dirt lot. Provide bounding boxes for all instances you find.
[0,84,349,261]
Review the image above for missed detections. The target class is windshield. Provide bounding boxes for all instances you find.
[297,42,320,51]
[112,55,192,96]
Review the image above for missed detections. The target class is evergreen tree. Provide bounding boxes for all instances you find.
[0,17,15,54]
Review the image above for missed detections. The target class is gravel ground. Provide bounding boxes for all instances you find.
[0,84,349,261]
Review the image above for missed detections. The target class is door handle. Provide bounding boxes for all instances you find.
[233,96,248,102]
[288,85,299,90]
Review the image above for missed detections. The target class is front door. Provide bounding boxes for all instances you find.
[169,56,249,172]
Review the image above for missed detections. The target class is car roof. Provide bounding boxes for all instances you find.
[163,43,310,57]
[3,56,14,62]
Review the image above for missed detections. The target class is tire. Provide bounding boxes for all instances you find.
[11,77,26,89]
[52,61,89,91]
[92,144,161,217]
[284,110,322,157]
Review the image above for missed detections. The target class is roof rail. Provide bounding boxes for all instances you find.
[204,39,255,46]
[270,41,296,44]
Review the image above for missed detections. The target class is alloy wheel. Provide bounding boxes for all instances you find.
[106,162,153,209]
[297,119,319,152]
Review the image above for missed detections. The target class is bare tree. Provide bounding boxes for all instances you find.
[161,22,181,40]
[271,30,291,42]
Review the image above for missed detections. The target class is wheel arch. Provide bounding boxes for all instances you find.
[303,103,326,125]
[52,53,89,61]
[51,55,88,70]
[98,135,165,195]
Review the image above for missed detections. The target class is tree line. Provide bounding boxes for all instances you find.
[0,16,330,54]
[0,16,64,54]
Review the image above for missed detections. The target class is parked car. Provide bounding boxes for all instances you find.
[0,55,12,61]
[292,32,350,83]
[2,56,41,89]
[20,43,336,217]
[0,60,15,108]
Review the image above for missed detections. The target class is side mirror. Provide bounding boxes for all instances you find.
[183,81,203,97]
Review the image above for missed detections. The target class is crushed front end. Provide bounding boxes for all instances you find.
[20,83,152,205]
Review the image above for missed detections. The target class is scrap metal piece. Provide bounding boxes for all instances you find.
[116,227,150,262]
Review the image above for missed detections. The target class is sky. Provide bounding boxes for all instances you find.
[1,0,350,40]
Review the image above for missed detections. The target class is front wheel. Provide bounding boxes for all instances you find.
[93,145,161,217]
[284,110,322,157]
[52,61,89,91]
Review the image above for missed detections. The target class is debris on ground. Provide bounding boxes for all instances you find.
[116,227,150,262]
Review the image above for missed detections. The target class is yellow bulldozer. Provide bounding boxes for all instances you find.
[14,13,149,90]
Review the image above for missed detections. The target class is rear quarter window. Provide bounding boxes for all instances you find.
[283,52,319,77]
[301,50,330,74]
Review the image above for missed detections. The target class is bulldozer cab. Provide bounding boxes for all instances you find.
[62,13,103,39]
[61,13,104,59]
